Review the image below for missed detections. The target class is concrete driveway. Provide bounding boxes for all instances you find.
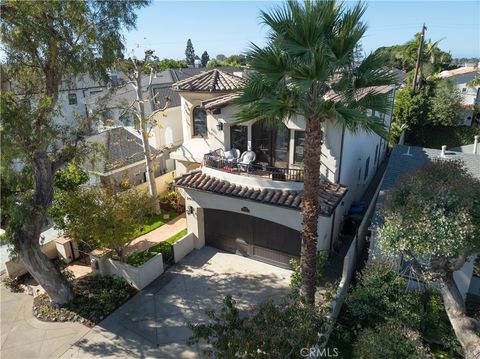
[1,285,90,359]
[60,247,292,358]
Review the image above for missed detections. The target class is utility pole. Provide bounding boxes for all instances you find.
[412,23,427,92]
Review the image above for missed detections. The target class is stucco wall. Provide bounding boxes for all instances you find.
[183,188,333,253]
[91,253,164,290]
[5,240,59,278]
[153,106,183,148]
[172,232,195,263]
[134,170,176,197]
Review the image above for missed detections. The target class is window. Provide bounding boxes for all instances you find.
[364,156,370,181]
[230,125,248,153]
[68,93,77,105]
[462,87,467,93]
[192,106,207,137]
[294,131,305,164]
[374,144,379,165]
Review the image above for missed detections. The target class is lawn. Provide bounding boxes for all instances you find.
[406,125,480,149]
[126,228,188,267]
[132,210,179,238]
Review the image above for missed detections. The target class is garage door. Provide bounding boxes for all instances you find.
[204,209,301,268]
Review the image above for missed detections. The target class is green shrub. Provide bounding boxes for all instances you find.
[289,251,328,292]
[126,228,187,267]
[353,320,431,359]
[188,295,327,358]
[406,125,480,149]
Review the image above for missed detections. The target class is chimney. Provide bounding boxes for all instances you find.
[441,145,447,157]
[474,135,479,155]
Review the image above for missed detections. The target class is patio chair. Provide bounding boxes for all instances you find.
[224,148,241,163]
[237,150,256,172]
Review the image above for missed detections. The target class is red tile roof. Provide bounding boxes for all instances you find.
[172,69,244,92]
[174,170,347,216]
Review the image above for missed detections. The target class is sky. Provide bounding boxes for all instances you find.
[124,1,480,60]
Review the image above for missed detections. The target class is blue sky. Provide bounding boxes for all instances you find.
[124,1,480,60]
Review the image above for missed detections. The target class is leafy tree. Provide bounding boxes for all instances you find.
[374,34,452,73]
[200,51,210,67]
[428,80,464,126]
[236,0,394,304]
[353,320,431,359]
[377,160,480,357]
[54,162,89,192]
[216,54,226,61]
[467,76,480,88]
[114,51,171,213]
[393,86,430,128]
[153,58,187,71]
[206,59,221,68]
[60,187,152,259]
[0,0,148,304]
[185,39,195,65]
[188,295,327,358]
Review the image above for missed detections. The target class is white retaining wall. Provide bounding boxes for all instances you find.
[5,240,58,278]
[172,232,194,263]
[92,253,164,290]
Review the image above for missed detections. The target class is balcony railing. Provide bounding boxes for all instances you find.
[203,153,304,182]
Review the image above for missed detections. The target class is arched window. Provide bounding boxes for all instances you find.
[192,106,207,137]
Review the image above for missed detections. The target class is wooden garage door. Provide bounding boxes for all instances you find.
[204,209,300,267]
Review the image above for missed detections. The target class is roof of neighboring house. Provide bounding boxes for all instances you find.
[172,69,244,92]
[381,144,480,191]
[85,127,159,173]
[174,170,347,216]
[202,93,239,110]
[437,66,479,79]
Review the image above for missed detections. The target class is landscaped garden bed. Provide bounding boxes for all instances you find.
[132,210,179,238]
[126,228,187,267]
[33,274,136,327]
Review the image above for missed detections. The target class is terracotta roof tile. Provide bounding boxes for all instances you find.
[174,171,348,216]
[172,69,244,92]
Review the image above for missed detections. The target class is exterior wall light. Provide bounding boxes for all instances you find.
[241,206,250,213]
[216,122,224,131]
[187,205,194,215]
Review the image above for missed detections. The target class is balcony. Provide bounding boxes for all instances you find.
[203,152,304,183]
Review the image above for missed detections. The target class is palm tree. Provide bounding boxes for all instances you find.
[236,0,395,304]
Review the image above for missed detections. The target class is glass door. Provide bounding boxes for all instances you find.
[229,125,248,153]
[252,122,290,167]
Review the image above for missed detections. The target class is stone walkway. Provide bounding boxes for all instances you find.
[0,285,90,359]
[124,213,187,256]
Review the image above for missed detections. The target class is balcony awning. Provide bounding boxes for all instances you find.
[174,170,348,216]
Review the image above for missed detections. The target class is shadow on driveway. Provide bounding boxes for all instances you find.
[60,246,292,359]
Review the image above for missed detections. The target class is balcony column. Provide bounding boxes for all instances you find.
[247,123,252,151]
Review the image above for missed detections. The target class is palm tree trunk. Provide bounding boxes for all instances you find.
[440,272,480,358]
[300,117,323,304]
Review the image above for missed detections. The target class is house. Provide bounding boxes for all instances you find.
[436,64,480,126]
[172,69,396,268]
[85,67,242,151]
[369,144,480,299]
[83,127,173,192]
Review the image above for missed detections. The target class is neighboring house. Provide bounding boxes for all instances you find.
[84,127,172,191]
[369,144,480,299]
[85,67,242,151]
[172,69,396,268]
[436,64,480,126]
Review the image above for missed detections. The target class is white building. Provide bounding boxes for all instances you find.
[436,64,480,126]
[171,69,395,268]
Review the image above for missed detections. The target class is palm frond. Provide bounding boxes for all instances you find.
[355,51,398,88]
[334,105,388,138]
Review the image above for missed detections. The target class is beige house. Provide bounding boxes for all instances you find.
[84,127,171,191]
[171,69,396,268]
